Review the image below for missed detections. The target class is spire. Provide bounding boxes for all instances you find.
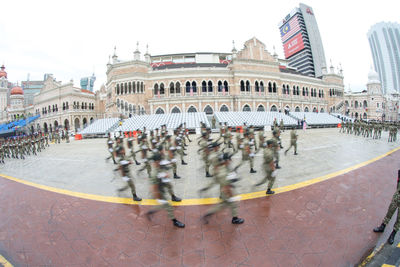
[144,44,151,63]
[112,46,118,63]
[232,40,237,59]
[134,41,141,61]
[329,59,335,73]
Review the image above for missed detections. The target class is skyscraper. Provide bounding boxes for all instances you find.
[367,22,400,94]
[278,3,327,77]
[80,73,96,92]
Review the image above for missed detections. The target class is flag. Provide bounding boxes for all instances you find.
[280,16,301,43]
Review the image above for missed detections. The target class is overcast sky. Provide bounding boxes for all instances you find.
[1,0,399,92]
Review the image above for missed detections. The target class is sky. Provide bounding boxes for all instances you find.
[1,0,399,92]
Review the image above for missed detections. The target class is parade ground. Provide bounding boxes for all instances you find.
[1,128,400,266]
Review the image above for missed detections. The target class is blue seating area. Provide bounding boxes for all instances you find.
[0,115,40,133]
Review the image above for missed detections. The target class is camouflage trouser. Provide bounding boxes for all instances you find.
[285,142,297,154]
[130,150,137,161]
[119,177,137,196]
[256,169,276,190]
[172,162,177,174]
[206,191,238,217]
[204,156,210,173]
[383,191,400,231]
[177,149,185,162]
[165,182,175,197]
[235,155,254,170]
[274,150,279,165]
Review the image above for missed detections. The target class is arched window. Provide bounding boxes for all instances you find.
[268,82,272,93]
[273,82,277,93]
[243,104,251,112]
[132,105,136,114]
[202,81,207,93]
[224,81,229,93]
[124,83,128,94]
[176,82,181,94]
[313,107,317,113]
[117,99,120,107]
[363,100,367,108]
[160,83,165,95]
[191,81,197,93]
[141,82,144,93]
[355,101,359,108]
[155,107,165,114]
[220,105,229,112]
[116,84,120,95]
[302,87,305,96]
[304,107,309,112]
[282,84,286,94]
[188,106,197,113]
[185,81,191,93]
[240,80,245,92]
[293,85,296,95]
[295,106,301,112]
[245,80,250,92]
[121,84,124,95]
[296,86,299,95]
[260,81,265,92]
[169,82,175,94]
[320,108,325,113]
[128,82,132,94]
[204,105,213,115]
[306,87,309,96]
[255,81,260,92]
[132,81,136,93]
[154,84,159,97]
[120,100,124,110]
[208,81,213,92]
[171,106,181,113]
[270,105,278,112]
[257,105,265,112]
[218,81,223,92]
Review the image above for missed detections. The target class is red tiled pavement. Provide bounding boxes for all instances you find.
[0,150,399,266]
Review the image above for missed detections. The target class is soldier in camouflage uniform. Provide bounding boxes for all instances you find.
[271,130,281,169]
[145,152,185,228]
[373,170,400,245]
[285,127,298,155]
[127,137,140,165]
[115,146,142,202]
[234,132,256,173]
[201,152,244,225]
[254,139,276,194]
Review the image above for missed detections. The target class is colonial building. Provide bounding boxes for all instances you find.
[104,37,345,118]
[0,65,11,123]
[32,75,98,132]
[343,68,399,121]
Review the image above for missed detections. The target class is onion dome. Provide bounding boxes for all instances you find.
[11,86,24,95]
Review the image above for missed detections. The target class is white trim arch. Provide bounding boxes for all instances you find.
[171,106,181,113]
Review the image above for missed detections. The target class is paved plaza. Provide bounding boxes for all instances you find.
[0,128,400,266]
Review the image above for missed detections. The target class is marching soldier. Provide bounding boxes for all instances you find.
[279,119,284,132]
[115,146,142,202]
[127,137,140,165]
[211,116,216,129]
[373,170,400,245]
[201,152,244,225]
[145,152,185,228]
[254,140,276,195]
[271,130,281,169]
[285,127,298,155]
[234,132,256,173]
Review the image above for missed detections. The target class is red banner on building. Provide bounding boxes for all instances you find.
[283,32,305,58]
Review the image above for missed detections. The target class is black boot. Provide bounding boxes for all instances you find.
[181,160,187,165]
[250,168,257,173]
[171,195,182,202]
[232,217,245,224]
[266,189,275,195]
[135,160,141,165]
[373,223,386,233]
[206,172,212,177]
[388,230,397,245]
[294,152,298,155]
[172,218,185,228]
[275,164,281,169]
[174,173,181,179]
[133,194,142,202]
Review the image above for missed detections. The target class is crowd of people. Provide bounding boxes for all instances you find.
[340,120,399,141]
[0,129,69,163]
[107,121,299,228]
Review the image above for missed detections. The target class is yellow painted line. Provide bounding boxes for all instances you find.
[397,242,400,248]
[358,242,385,267]
[0,254,13,267]
[381,264,395,267]
[1,146,400,206]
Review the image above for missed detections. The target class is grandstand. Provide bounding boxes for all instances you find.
[79,118,120,136]
[0,115,41,136]
[115,112,210,132]
[214,112,297,128]
[290,112,341,126]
